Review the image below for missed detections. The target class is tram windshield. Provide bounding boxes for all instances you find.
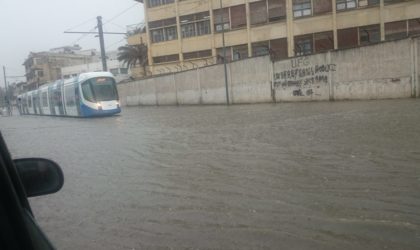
[81,77,118,102]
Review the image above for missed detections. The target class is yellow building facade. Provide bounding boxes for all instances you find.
[130,0,420,76]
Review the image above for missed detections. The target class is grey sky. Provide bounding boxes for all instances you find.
[0,0,144,88]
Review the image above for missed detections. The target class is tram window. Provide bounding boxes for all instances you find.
[42,92,48,107]
[48,88,55,106]
[91,78,118,101]
[82,81,95,102]
[65,85,76,107]
[82,77,118,102]
[55,91,62,106]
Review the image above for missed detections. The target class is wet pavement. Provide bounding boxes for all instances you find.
[1,99,420,249]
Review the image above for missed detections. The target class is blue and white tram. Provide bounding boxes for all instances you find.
[18,72,121,117]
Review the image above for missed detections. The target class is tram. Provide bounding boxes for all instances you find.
[17,72,121,117]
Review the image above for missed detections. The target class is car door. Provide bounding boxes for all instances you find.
[0,133,56,250]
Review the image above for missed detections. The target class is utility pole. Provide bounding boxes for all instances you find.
[3,66,7,103]
[64,16,126,72]
[220,0,230,105]
[3,66,10,115]
[2,66,6,96]
[97,16,107,71]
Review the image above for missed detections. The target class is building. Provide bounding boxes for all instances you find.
[129,0,420,76]
[61,51,130,82]
[22,49,97,89]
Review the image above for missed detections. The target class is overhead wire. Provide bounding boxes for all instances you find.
[69,25,98,46]
[103,20,127,32]
[66,3,139,47]
[105,38,127,50]
[103,2,139,26]
[64,17,97,32]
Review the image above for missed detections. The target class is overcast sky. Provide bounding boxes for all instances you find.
[0,0,144,88]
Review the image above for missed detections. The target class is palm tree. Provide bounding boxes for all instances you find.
[117,44,148,77]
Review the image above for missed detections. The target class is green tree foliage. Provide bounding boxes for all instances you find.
[117,44,148,76]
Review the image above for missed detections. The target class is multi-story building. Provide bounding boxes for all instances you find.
[130,0,420,76]
[22,50,96,89]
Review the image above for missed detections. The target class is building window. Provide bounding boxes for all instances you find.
[183,50,212,60]
[359,24,380,45]
[217,47,232,63]
[336,0,356,11]
[250,1,268,25]
[232,44,248,61]
[385,21,407,41]
[270,38,288,60]
[37,70,44,77]
[268,0,286,22]
[148,0,174,8]
[358,0,379,7]
[180,12,211,38]
[295,35,313,56]
[252,39,288,59]
[120,68,128,74]
[293,0,312,18]
[338,27,358,49]
[252,42,270,57]
[230,5,247,29]
[384,0,405,5]
[153,54,179,64]
[368,0,379,5]
[314,0,332,15]
[149,18,177,43]
[408,18,420,36]
[314,31,334,52]
[214,8,230,32]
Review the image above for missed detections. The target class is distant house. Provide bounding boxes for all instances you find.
[22,48,97,90]
[61,51,130,83]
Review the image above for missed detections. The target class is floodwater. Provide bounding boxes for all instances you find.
[1,99,420,250]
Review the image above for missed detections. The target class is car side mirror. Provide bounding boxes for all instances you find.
[14,158,64,197]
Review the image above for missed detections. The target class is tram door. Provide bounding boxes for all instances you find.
[33,93,38,114]
[57,82,64,115]
[37,90,43,115]
[75,82,81,116]
[48,86,56,115]
[27,94,33,114]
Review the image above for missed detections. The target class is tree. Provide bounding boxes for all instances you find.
[117,44,148,77]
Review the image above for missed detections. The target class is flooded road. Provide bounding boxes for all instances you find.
[1,99,420,249]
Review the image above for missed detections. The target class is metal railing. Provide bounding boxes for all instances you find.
[127,23,146,36]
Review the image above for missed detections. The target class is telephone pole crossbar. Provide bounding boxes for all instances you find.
[64,16,126,71]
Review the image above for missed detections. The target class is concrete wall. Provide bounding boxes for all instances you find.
[273,53,332,102]
[229,56,273,104]
[117,37,420,106]
[272,38,416,102]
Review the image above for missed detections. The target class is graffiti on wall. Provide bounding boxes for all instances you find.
[273,57,336,97]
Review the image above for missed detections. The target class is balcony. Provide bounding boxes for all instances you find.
[127,23,148,45]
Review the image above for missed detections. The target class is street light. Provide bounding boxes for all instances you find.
[220,0,230,105]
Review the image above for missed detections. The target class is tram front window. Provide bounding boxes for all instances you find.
[81,77,118,102]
